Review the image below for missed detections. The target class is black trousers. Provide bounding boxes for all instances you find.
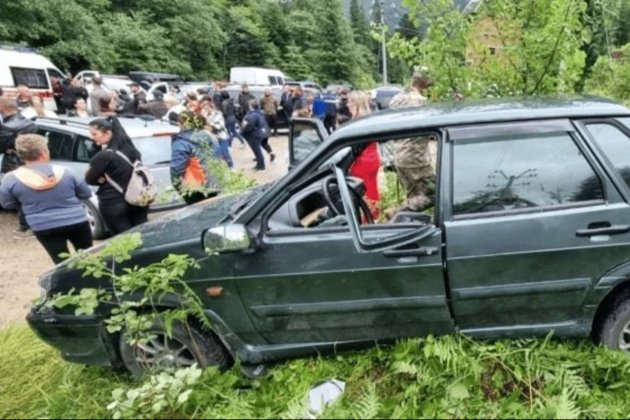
[265,114,278,135]
[34,221,93,264]
[99,200,148,235]
[261,137,273,155]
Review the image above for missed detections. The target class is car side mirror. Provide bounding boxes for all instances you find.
[203,224,251,254]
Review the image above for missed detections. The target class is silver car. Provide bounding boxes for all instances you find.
[34,116,184,238]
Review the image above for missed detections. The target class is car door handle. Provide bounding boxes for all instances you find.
[383,247,439,258]
[576,224,630,237]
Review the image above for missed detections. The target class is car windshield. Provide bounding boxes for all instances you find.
[132,136,172,165]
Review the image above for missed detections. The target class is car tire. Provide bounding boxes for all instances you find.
[81,200,107,240]
[598,298,630,352]
[119,319,232,377]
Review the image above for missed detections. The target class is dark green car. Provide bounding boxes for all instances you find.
[27,97,630,375]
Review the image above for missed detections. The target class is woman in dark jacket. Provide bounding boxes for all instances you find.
[241,100,269,171]
[85,117,148,235]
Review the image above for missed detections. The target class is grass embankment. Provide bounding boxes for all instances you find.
[2,325,630,418]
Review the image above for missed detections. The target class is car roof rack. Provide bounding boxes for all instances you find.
[35,116,91,127]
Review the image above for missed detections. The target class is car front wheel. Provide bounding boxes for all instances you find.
[81,200,107,240]
[598,299,630,352]
[118,320,232,377]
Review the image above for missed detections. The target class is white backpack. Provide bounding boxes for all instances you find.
[104,150,157,207]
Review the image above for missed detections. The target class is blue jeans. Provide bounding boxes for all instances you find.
[226,120,246,146]
[214,138,234,168]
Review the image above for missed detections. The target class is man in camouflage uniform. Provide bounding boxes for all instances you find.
[386,75,436,217]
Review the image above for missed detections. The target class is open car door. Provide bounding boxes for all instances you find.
[288,117,328,169]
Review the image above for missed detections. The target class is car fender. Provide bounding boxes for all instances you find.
[582,260,630,327]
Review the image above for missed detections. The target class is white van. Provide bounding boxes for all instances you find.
[0,46,65,111]
[229,67,287,86]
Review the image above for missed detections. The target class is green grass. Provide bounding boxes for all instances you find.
[0,326,128,419]
[3,326,630,418]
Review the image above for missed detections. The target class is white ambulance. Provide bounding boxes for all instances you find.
[0,45,65,112]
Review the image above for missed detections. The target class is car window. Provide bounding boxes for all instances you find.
[270,133,439,230]
[38,129,75,161]
[75,137,99,162]
[453,131,604,216]
[11,67,49,89]
[584,122,630,190]
[132,136,172,165]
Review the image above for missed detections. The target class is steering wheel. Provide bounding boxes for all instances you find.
[322,175,374,224]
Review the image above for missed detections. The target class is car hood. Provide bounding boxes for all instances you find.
[134,193,242,249]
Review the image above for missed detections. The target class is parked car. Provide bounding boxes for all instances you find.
[229,67,287,86]
[371,86,403,110]
[73,71,134,94]
[33,116,183,238]
[128,71,184,86]
[178,83,213,97]
[27,97,630,377]
[286,80,323,95]
[324,83,353,94]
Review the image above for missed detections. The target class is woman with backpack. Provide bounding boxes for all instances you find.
[85,117,149,234]
[170,111,220,205]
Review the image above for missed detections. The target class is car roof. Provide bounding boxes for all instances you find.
[35,116,179,138]
[332,96,630,140]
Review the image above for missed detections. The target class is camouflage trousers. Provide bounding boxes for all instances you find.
[396,164,435,211]
[393,136,435,212]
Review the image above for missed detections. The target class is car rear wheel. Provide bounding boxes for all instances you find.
[81,200,107,240]
[598,299,630,352]
[119,320,232,377]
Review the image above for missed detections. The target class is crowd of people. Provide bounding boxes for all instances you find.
[0,71,439,264]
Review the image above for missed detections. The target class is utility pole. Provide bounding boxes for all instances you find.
[380,0,387,86]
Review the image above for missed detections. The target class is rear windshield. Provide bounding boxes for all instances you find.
[11,67,49,89]
[132,136,173,165]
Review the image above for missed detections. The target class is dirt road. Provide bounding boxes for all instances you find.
[0,135,289,329]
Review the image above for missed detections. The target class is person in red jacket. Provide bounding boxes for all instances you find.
[346,91,381,219]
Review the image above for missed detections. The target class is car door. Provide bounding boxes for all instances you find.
[288,118,328,169]
[234,133,453,345]
[443,120,630,336]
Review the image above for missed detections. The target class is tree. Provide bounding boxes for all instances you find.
[371,0,383,26]
[614,0,630,45]
[350,0,372,46]
[0,0,114,73]
[282,42,313,80]
[388,0,589,99]
[310,0,366,85]
[584,43,630,105]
